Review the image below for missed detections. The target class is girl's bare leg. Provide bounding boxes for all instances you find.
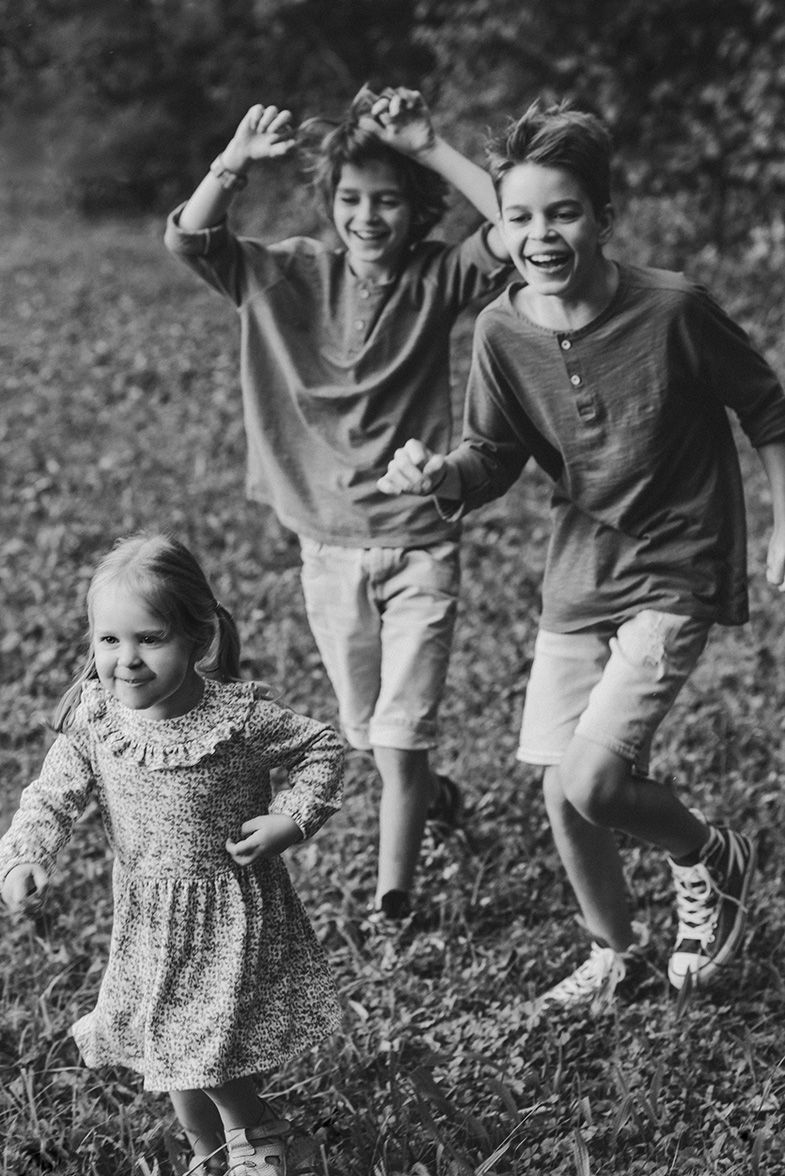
[169,1088,225,1168]
[203,1075,270,1130]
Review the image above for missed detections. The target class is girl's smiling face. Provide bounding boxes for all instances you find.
[499,161,614,305]
[332,159,413,281]
[91,583,203,720]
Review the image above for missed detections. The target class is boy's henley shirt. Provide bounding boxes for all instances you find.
[164,208,510,547]
[441,263,785,631]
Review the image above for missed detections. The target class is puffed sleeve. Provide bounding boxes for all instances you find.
[0,731,96,889]
[248,697,344,841]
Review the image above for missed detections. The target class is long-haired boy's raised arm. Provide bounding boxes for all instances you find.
[359,87,507,260]
[178,104,297,233]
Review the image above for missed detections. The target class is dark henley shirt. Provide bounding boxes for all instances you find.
[442,263,785,630]
[165,207,510,547]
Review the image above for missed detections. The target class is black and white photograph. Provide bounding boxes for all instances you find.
[2,2,785,1172]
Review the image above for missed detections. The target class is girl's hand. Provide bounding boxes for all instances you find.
[377,438,447,496]
[223,104,297,173]
[359,87,436,158]
[226,814,302,866]
[2,863,49,913]
[766,524,785,591]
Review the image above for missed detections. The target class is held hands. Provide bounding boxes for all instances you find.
[1,862,49,914]
[226,814,302,867]
[358,86,437,158]
[377,438,447,496]
[223,105,297,172]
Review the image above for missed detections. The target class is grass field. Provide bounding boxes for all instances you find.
[2,204,785,1175]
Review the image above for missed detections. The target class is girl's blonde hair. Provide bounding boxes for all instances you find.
[53,533,241,731]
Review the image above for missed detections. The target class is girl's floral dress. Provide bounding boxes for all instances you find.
[0,679,344,1091]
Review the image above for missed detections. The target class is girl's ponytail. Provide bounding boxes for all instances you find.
[51,652,98,732]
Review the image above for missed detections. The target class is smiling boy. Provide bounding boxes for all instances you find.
[165,87,511,923]
[379,100,785,1004]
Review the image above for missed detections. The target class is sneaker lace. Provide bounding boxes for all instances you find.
[671,861,720,948]
[541,942,626,1007]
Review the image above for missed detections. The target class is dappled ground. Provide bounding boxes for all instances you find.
[2,211,785,1174]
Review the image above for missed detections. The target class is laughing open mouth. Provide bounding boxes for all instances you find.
[527,252,571,272]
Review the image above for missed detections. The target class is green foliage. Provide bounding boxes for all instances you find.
[1,0,435,211]
[4,0,785,231]
[417,0,785,246]
[2,206,785,1172]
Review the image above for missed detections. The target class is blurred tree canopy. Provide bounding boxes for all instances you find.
[2,0,784,241]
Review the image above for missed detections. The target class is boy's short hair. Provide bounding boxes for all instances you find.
[299,87,449,244]
[487,99,613,215]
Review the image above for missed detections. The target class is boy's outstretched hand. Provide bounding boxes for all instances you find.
[224,104,297,171]
[765,525,785,592]
[757,443,785,592]
[377,438,452,497]
[358,86,437,158]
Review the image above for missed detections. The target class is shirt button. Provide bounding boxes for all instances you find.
[360,289,371,299]
[561,339,572,350]
[355,319,366,330]
[570,374,581,386]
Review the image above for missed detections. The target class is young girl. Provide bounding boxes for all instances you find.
[0,534,344,1176]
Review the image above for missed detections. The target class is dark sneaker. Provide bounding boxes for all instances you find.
[361,890,415,967]
[668,825,757,990]
[378,888,411,920]
[534,922,649,1012]
[364,888,412,927]
[427,774,463,828]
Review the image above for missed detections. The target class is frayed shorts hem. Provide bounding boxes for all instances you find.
[517,730,649,775]
[517,612,711,770]
[343,720,437,753]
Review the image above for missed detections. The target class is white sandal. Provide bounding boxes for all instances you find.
[226,1120,290,1176]
[185,1147,227,1176]
[187,1159,226,1175]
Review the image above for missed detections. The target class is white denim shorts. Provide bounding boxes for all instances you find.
[517,610,712,773]
[299,537,460,751]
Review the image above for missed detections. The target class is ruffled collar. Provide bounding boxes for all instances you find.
[78,678,258,769]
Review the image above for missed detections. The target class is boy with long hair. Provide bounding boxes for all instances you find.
[165,86,511,922]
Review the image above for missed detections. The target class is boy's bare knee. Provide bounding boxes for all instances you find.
[560,737,630,826]
[542,764,566,813]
